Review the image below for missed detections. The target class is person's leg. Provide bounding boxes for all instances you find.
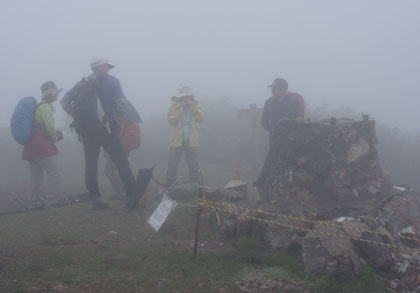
[104,154,126,199]
[184,146,200,181]
[81,132,103,206]
[166,147,183,186]
[101,132,135,199]
[39,156,61,199]
[28,160,44,207]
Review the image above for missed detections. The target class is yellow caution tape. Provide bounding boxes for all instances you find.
[171,197,420,251]
[197,201,420,252]
[175,199,221,225]
[197,199,420,243]
[198,199,420,248]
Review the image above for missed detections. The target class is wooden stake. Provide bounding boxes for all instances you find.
[193,187,204,257]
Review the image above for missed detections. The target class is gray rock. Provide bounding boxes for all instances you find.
[302,221,364,279]
[264,224,293,249]
[347,138,370,163]
[223,189,248,203]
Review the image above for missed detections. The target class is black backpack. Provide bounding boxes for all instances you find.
[70,76,104,134]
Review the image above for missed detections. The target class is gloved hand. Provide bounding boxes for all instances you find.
[56,130,64,141]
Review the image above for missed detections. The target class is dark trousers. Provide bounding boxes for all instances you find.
[81,127,135,200]
[167,143,199,185]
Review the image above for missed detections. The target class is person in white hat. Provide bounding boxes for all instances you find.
[166,85,204,186]
[89,57,115,72]
[61,58,140,210]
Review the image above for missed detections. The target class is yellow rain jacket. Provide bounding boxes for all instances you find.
[168,100,204,147]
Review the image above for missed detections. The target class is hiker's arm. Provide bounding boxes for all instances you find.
[167,103,183,126]
[39,104,58,143]
[113,77,126,100]
[112,79,127,122]
[261,99,271,131]
[115,98,127,122]
[191,103,204,123]
[101,77,126,135]
[99,77,123,119]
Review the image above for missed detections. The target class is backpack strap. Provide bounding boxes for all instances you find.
[94,74,105,102]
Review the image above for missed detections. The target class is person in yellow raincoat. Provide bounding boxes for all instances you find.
[166,86,203,185]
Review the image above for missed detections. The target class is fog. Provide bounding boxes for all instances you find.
[3,3,420,289]
[1,0,419,132]
[1,1,420,199]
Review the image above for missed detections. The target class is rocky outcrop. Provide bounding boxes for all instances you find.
[255,117,388,217]
[218,117,420,291]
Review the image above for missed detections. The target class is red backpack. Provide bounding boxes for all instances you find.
[287,91,305,118]
[120,121,141,152]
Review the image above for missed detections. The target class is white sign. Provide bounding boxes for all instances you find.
[392,185,407,192]
[147,195,177,232]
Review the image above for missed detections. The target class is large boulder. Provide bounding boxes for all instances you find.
[379,188,420,240]
[302,220,365,279]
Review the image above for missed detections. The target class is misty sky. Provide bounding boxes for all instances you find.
[1,0,419,132]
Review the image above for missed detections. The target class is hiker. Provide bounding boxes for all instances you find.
[261,78,304,143]
[61,58,140,210]
[104,100,142,200]
[22,81,63,209]
[166,86,204,186]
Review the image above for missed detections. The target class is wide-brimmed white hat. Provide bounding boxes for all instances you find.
[174,85,194,98]
[90,57,115,69]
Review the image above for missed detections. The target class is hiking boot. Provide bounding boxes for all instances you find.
[92,198,109,210]
[125,194,139,212]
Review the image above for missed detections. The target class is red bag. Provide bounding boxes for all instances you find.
[287,91,305,118]
[121,121,141,152]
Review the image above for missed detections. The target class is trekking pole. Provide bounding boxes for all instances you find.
[193,186,204,257]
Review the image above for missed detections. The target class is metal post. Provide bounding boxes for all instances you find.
[193,187,204,257]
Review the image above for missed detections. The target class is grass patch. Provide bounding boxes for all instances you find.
[314,266,386,293]
[0,203,386,292]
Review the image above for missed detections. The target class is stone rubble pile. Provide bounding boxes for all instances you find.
[216,118,420,292]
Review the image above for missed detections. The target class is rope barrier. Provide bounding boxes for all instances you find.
[170,197,419,252]
[194,200,420,252]
[197,198,420,242]
[149,164,420,252]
